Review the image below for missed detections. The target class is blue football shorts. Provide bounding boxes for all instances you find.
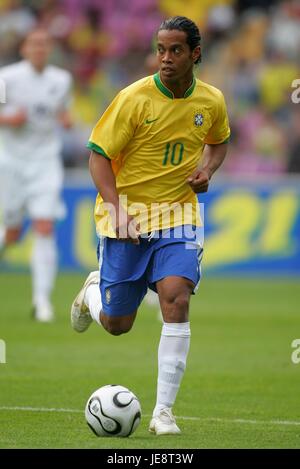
[97,224,204,317]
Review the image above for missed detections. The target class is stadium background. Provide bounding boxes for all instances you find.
[0,0,299,275]
[0,0,300,450]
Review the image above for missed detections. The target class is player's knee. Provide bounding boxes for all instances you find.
[173,294,190,316]
[106,326,126,336]
[105,323,133,336]
[161,292,190,321]
[165,290,189,308]
[101,315,135,336]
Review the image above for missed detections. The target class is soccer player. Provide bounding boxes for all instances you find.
[0,29,72,322]
[71,16,230,435]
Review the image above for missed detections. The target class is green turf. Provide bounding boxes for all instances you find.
[0,273,299,448]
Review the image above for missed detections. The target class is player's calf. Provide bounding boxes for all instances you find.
[157,277,194,323]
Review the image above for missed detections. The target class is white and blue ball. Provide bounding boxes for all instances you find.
[85,385,141,437]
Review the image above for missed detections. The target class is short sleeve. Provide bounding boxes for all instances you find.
[87,90,137,160]
[204,91,230,145]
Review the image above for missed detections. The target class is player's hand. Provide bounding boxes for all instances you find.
[7,110,27,128]
[114,208,140,245]
[187,168,211,193]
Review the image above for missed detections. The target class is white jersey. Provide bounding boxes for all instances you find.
[0,60,72,162]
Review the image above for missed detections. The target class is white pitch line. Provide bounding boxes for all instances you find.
[196,417,300,427]
[0,406,82,414]
[0,406,300,427]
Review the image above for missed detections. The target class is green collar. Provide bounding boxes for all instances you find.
[154,72,196,99]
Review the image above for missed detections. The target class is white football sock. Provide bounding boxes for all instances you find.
[31,233,57,306]
[84,283,102,325]
[153,322,191,417]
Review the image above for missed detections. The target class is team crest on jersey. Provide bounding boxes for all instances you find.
[194,112,204,127]
[105,288,111,304]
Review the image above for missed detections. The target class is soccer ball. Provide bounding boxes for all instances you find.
[85,384,141,437]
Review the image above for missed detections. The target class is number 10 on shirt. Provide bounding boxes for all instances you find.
[162,142,184,166]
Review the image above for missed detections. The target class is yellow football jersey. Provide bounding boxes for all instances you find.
[88,73,230,237]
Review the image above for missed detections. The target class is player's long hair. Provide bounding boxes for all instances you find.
[158,16,202,64]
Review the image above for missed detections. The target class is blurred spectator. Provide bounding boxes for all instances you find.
[31,0,72,40]
[267,0,300,61]
[158,0,234,28]
[235,0,279,13]
[224,106,287,174]
[0,0,36,37]
[144,52,159,75]
[287,107,300,173]
[259,51,299,114]
[206,4,236,43]
[0,0,37,65]
[67,6,107,84]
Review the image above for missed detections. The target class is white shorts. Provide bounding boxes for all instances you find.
[0,157,66,227]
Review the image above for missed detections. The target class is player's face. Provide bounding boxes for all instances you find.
[22,30,52,71]
[156,29,200,83]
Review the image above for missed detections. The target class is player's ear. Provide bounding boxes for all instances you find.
[192,46,201,64]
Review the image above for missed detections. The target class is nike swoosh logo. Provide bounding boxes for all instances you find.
[145,117,159,124]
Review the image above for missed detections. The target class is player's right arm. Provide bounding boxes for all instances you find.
[89,150,140,244]
[88,89,141,243]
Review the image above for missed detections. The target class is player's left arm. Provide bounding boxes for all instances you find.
[187,142,228,193]
[188,89,230,193]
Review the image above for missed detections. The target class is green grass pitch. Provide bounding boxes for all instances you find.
[0,273,299,449]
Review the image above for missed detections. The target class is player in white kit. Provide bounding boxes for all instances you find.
[0,29,73,322]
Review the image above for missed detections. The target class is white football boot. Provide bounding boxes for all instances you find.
[71,271,100,332]
[149,408,181,435]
